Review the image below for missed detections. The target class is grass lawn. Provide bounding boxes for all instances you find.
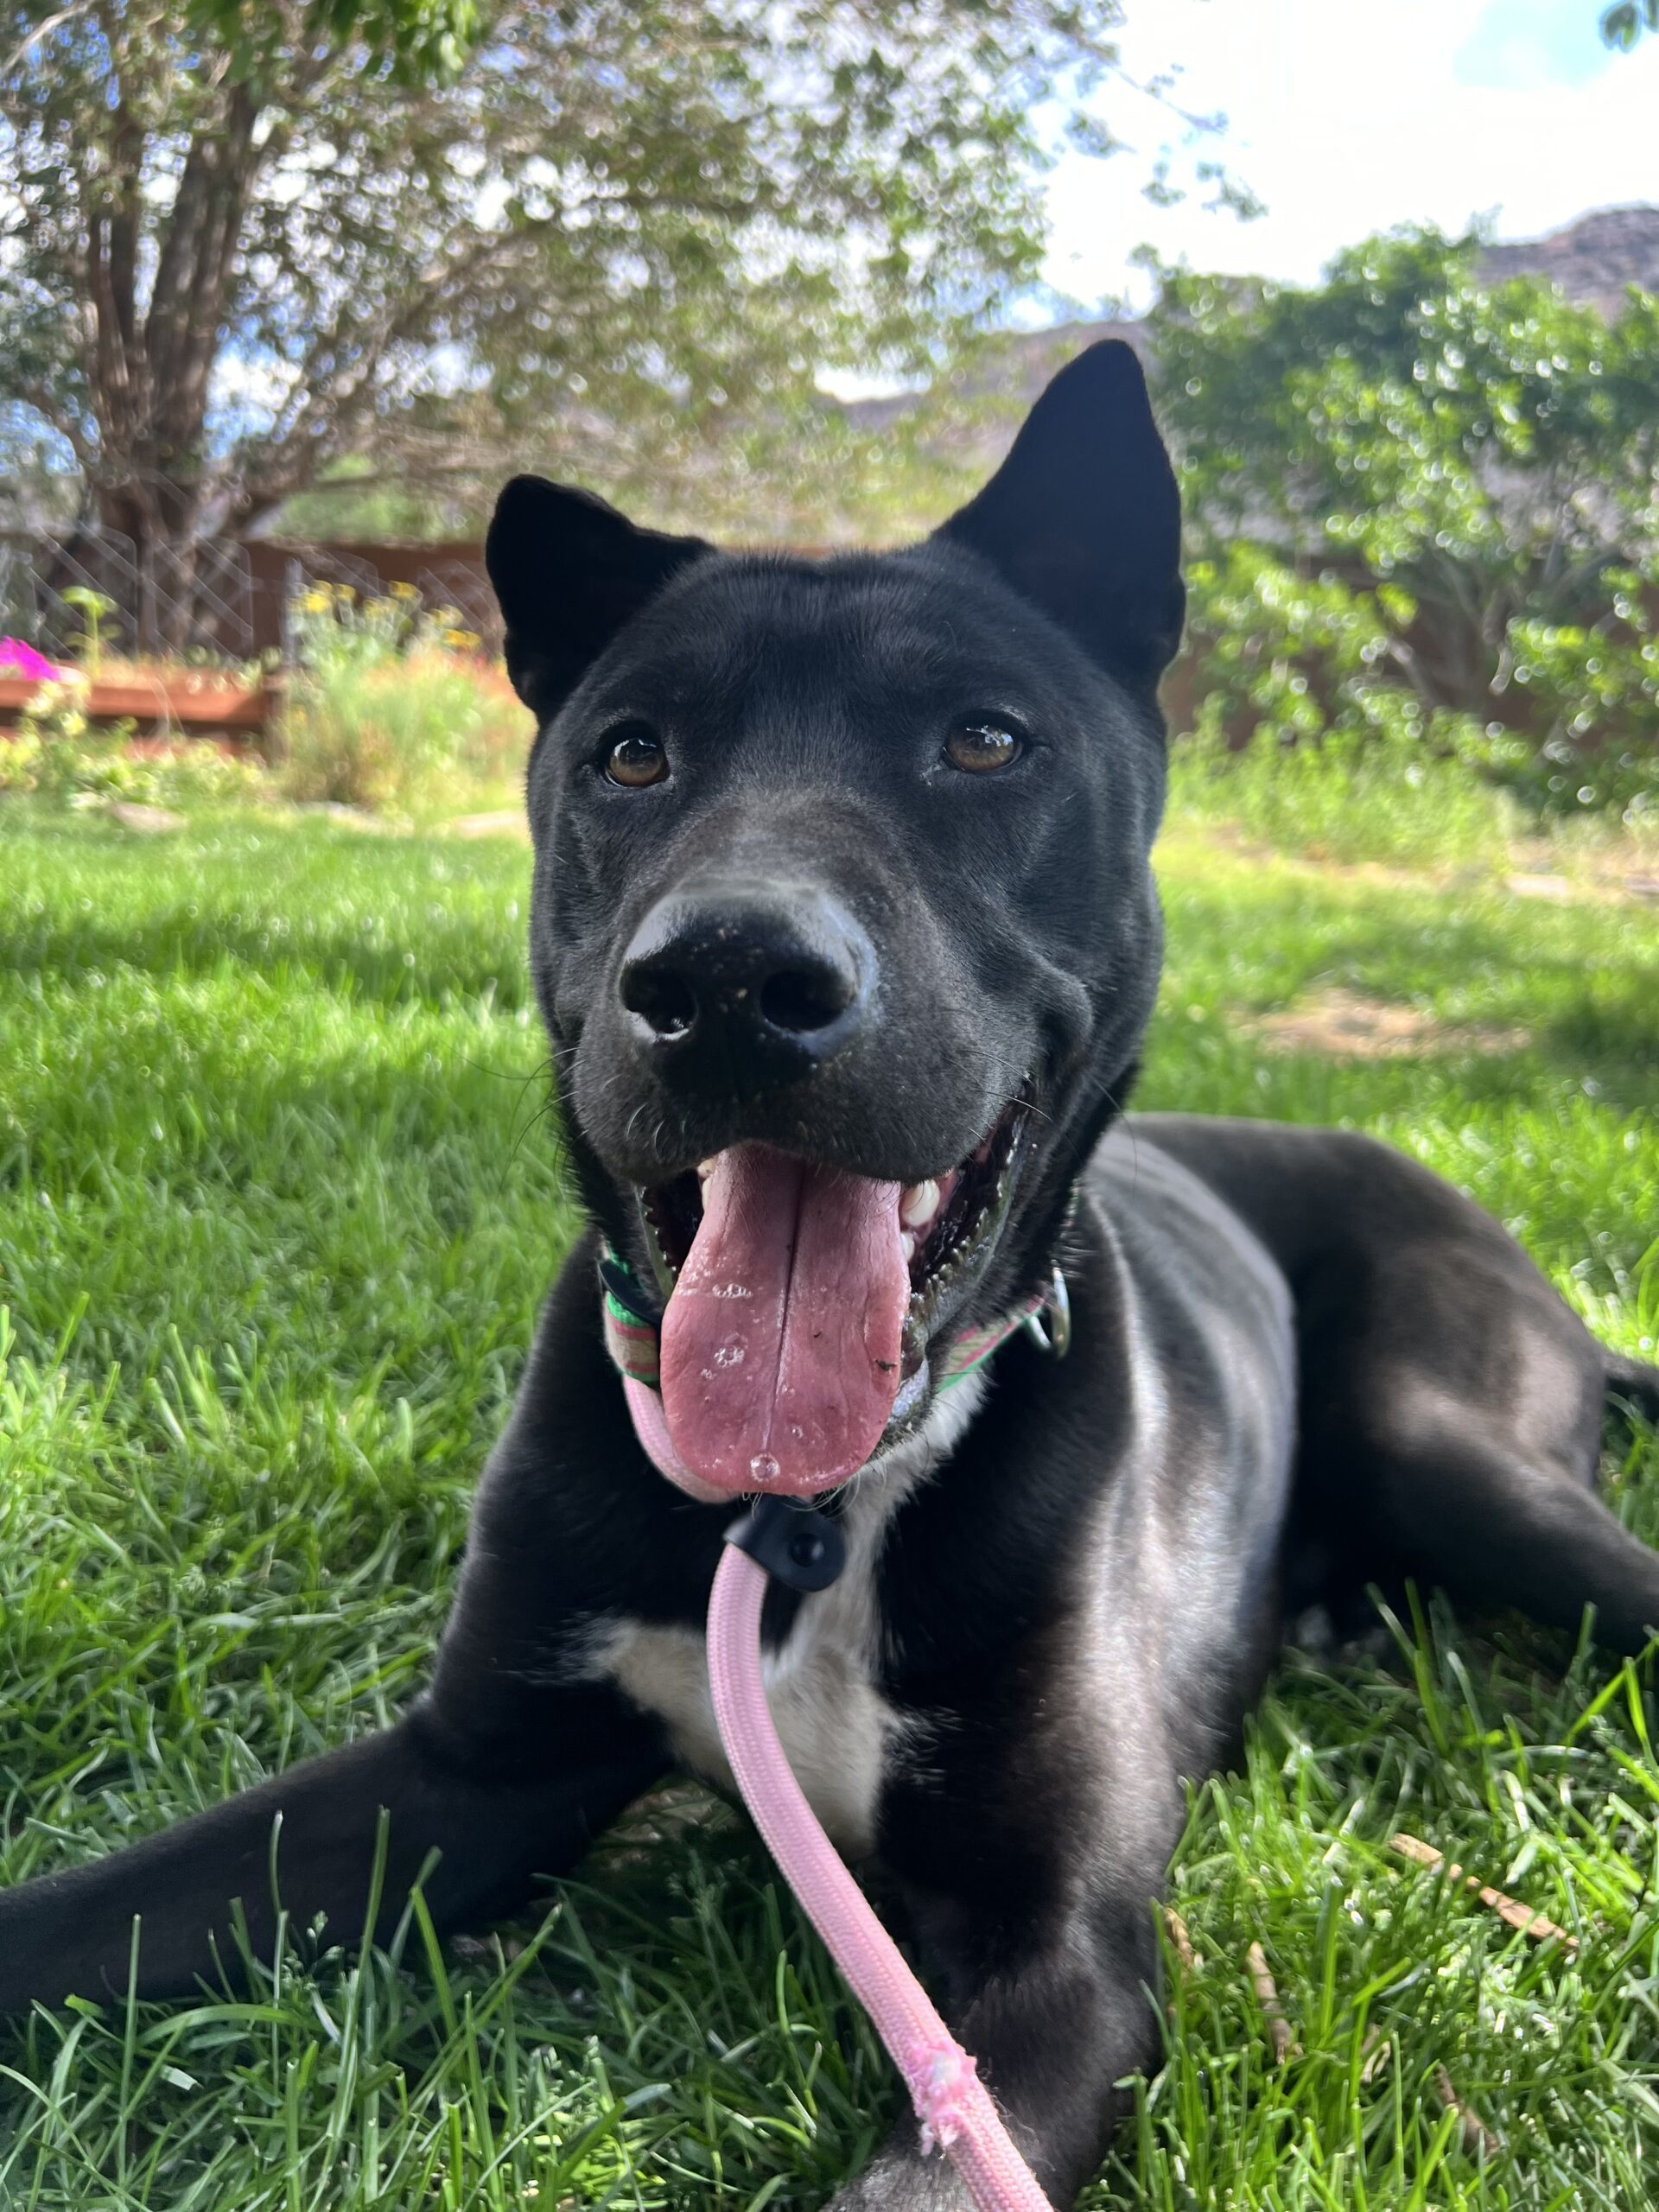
[2,804,1657,2210]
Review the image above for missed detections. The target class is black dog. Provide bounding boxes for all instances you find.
[3,342,1657,2209]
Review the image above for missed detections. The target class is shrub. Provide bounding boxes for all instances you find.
[1168,546,1515,864]
[1500,569,1659,827]
[0,674,266,807]
[280,585,528,811]
[1150,229,1659,823]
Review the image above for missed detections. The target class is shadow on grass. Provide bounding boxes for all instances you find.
[0,907,532,1012]
[2,814,533,1011]
[1158,895,1659,1115]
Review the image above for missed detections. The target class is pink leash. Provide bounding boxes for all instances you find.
[704,1504,1055,2212]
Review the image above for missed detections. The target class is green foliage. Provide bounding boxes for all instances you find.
[0,676,266,806]
[55,585,116,677]
[1155,231,1659,561]
[277,0,478,80]
[1183,544,1417,741]
[0,812,1655,2203]
[1152,228,1659,823]
[281,584,527,811]
[274,454,472,544]
[1170,734,1515,872]
[1504,570,1659,823]
[1603,0,1658,48]
[172,0,480,81]
[1171,549,1512,864]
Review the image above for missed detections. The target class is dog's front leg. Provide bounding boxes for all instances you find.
[825,1878,1161,2212]
[0,1688,665,2014]
[821,1816,1166,2212]
[0,1261,690,2020]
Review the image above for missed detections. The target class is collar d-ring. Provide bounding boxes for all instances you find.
[1022,1266,1071,1359]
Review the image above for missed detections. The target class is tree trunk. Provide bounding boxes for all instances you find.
[79,67,266,659]
[94,482,208,658]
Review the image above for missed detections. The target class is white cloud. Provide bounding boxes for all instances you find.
[1042,0,1659,309]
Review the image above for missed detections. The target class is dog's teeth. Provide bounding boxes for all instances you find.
[900,1230,918,1263]
[900,1179,941,1230]
[697,1160,716,1182]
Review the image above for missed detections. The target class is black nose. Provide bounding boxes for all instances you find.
[619,883,873,1091]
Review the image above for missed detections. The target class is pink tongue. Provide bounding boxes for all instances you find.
[658,1145,909,1497]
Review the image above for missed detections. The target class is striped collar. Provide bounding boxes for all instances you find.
[598,1246,1068,1400]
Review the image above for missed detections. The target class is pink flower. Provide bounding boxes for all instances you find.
[0,638,68,681]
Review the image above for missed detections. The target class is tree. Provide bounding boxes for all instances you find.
[1147,230,1659,819]
[0,0,1160,642]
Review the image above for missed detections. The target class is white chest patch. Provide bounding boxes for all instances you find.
[585,1375,987,1857]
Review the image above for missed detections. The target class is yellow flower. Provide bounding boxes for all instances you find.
[299,590,331,613]
[443,628,482,651]
[388,580,420,601]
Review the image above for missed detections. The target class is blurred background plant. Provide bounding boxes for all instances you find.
[1147,227,1659,846]
[1168,550,1516,864]
[279,585,527,814]
[57,586,116,677]
[0,673,264,807]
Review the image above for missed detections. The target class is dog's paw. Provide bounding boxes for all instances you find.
[824,2145,974,2212]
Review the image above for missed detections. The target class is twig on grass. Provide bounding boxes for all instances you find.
[1163,1908,1198,1977]
[1391,1831,1578,1952]
[1433,2064,1502,2160]
[1246,1941,1298,2065]
[1358,2026,1393,2086]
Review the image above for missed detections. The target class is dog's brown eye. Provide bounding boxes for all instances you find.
[604,724,667,787]
[944,718,1022,774]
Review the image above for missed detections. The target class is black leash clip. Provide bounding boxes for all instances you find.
[725,1493,847,1592]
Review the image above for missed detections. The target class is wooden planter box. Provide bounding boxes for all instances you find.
[0,667,282,745]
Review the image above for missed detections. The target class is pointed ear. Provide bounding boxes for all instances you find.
[936,340,1184,687]
[486,477,713,718]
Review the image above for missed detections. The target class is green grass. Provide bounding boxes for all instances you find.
[1,801,1656,2209]
[1165,726,1521,868]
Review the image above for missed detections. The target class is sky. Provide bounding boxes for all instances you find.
[1039,0,1659,312]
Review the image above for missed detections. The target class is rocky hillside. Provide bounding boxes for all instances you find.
[1478,204,1659,315]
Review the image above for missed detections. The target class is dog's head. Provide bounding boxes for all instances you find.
[487,340,1183,1497]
